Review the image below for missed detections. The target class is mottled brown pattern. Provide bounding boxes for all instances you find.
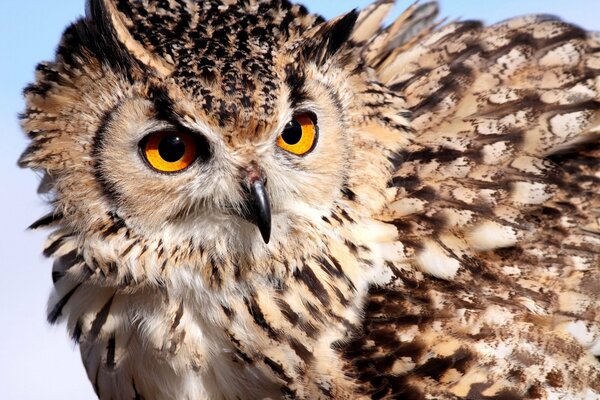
[19,0,600,399]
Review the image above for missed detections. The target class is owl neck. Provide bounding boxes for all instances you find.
[50,200,390,397]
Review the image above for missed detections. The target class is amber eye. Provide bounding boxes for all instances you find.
[142,131,198,173]
[276,113,318,156]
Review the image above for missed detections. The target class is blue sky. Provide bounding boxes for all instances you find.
[1,1,598,399]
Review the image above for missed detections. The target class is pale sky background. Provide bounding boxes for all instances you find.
[0,1,598,399]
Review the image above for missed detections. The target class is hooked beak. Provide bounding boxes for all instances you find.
[242,173,271,244]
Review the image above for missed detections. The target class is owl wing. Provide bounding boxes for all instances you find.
[347,3,600,398]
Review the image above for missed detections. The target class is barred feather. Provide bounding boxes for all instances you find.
[343,4,600,398]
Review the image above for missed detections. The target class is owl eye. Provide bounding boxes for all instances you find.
[276,113,318,156]
[142,131,198,173]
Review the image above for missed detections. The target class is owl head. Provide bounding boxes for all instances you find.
[20,0,407,284]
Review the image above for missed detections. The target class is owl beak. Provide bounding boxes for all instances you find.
[243,177,271,244]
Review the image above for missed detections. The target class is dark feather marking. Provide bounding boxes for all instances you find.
[440,20,484,43]
[43,235,69,257]
[89,295,115,341]
[388,174,421,190]
[393,21,537,118]
[138,244,149,258]
[234,348,253,365]
[107,261,118,276]
[52,271,65,284]
[120,271,134,287]
[414,348,473,380]
[289,337,314,365]
[341,184,356,201]
[304,301,325,323]
[275,298,300,325]
[102,218,126,239]
[106,334,116,369]
[397,146,481,165]
[226,330,255,366]
[487,22,587,62]
[475,97,600,119]
[389,68,432,93]
[329,255,358,289]
[53,250,80,270]
[276,298,320,338]
[263,357,293,383]
[285,65,307,108]
[71,319,83,343]
[330,213,343,225]
[222,305,234,318]
[339,209,355,223]
[315,256,344,278]
[120,241,137,258]
[410,64,474,118]
[160,259,169,274]
[478,129,525,146]
[209,256,222,287]
[331,285,350,307]
[186,238,194,257]
[325,81,345,114]
[148,84,181,125]
[52,250,82,282]
[48,284,81,324]
[92,102,125,204]
[28,212,63,230]
[17,143,45,168]
[244,297,279,340]
[280,385,297,398]
[387,151,407,169]
[299,321,319,339]
[234,263,242,281]
[293,265,330,306]
[327,310,356,332]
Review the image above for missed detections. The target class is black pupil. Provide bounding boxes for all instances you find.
[158,135,186,162]
[281,120,303,145]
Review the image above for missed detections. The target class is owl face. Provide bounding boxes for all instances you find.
[20,0,373,266]
[94,69,351,248]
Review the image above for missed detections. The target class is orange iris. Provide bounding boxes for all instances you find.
[143,131,197,173]
[276,113,318,156]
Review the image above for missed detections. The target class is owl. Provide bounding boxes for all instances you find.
[19,0,600,398]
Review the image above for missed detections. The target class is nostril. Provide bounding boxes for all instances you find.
[244,162,266,187]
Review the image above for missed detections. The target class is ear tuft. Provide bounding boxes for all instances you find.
[302,10,359,66]
[86,0,174,77]
[324,10,360,59]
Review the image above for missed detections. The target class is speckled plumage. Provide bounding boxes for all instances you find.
[19,0,600,399]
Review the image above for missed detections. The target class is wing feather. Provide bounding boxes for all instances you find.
[346,6,600,398]
[374,14,600,276]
